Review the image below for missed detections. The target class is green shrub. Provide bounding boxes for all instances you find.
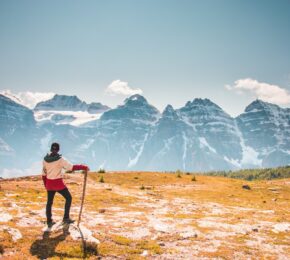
[99,176,104,183]
[202,166,290,180]
[98,168,106,173]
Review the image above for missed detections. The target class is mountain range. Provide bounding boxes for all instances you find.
[0,93,289,177]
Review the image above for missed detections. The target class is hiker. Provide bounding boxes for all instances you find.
[42,142,89,227]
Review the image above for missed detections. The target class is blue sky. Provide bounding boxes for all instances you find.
[0,0,290,116]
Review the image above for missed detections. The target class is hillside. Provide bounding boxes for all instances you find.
[0,171,289,259]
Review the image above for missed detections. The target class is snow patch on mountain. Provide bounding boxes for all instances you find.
[40,132,52,152]
[34,110,103,126]
[155,137,175,158]
[240,144,262,166]
[182,132,188,170]
[234,121,262,167]
[224,156,241,168]
[199,137,217,154]
[128,133,148,168]
[0,90,54,109]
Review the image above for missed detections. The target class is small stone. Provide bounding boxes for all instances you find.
[252,228,258,232]
[242,185,251,190]
[99,209,106,213]
[106,188,112,191]
[268,187,281,191]
[159,242,165,246]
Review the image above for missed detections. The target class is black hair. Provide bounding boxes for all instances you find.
[50,142,60,153]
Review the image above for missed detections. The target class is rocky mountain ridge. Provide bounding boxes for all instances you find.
[0,93,289,175]
[34,94,110,113]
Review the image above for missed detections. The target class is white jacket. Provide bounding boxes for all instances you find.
[42,157,73,180]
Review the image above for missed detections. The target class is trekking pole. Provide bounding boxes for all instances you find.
[77,170,88,227]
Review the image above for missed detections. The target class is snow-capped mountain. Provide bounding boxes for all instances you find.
[35,94,87,111]
[0,94,36,134]
[0,94,40,171]
[236,99,290,167]
[84,94,160,169]
[137,105,199,171]
[34,94,111,126]
[177,98,243,168]
[0,93,289,176]
[34,94,110,112]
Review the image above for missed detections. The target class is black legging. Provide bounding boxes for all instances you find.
[46,188,72,222]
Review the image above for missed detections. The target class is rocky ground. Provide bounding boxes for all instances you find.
[0,171,289,259]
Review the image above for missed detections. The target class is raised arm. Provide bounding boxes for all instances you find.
[61,157,89,172]
[72,164,90,171]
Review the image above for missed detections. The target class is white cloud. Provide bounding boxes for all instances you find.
[225,78,290,105]
[0,90,55,109]
[105,80,143,96]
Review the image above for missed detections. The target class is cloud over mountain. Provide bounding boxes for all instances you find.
[105,80,143,96]
[225,78,290,105]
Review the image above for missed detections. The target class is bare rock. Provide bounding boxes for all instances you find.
[242,184,251,190]
[99,209,106,213]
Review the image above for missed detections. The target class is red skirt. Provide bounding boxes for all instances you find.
[42,176,67,191]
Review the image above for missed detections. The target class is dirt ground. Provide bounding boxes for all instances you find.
[0,171,289,259]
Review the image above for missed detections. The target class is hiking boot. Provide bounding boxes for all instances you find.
[47,221,56,228]
[62,218,75,225]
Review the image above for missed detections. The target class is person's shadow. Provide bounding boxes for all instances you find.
[30,225,74,259]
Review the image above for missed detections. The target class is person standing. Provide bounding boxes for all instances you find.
[42,142,89,227]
